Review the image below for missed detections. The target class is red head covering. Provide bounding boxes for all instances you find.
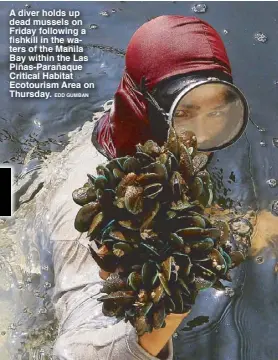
[94,15,232,158]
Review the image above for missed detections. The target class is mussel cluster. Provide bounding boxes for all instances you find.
[72,127,246,335]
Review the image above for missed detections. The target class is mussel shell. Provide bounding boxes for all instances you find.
[158,272,171,296]
[87,174,96,185]
[113,242,133,254]
[220,249,232,269]
[109,229,138,243]
[142,140,161,157]
[178,131,197,151]
[113,168,125,181]
[134,152,155,167]
[143,183,163,199]
[195,276,215,291]
[142,162,168,181]
[190,177,204,199]
[101,273,128,294]
[139,302,153,317]
[164,295,176,313]
[72,186,97,206]
[87,211,104,238]
[153,301,167,329]
[119,219,141,231]
[230,251,246,267]
[179,143,194,182]
[177,277,191,297]
[192,153,209,174]
[172,252,191,269]
[166,126,180,158]
[127,272,142,291]
[210,248,227,272]
[94,175,109,191]
[171,286,184,313]
[102,301,124,317]
[193,264,217,282]
[124,185,144,215]
[123,157,141,174]
[175,215,206,229]
[161,257,172,281]
[137,173,162,186]
[150,284,164,303]
[185,237,215,253]
[116,173,137,197]
[89,245,118,273]
[169,233,184,250]
[213,220,230,244]
[140,201,160,231]
[170,199,193,211]
[142,261,158,289]
[165,153,179,173]
[98,290,136,305]
[74,202,100,233]
[134,315,152,336]
[176,227,205,239]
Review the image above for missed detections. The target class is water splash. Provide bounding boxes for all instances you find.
[254,32,268,43]
[89,24,99,30]
[192,3,207,13]
[99,11,110,17]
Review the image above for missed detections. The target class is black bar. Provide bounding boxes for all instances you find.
[0,167,11,217]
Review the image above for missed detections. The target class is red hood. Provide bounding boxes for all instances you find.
[95,15,232,158]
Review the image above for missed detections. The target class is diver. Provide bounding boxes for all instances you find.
[52,15,252,360]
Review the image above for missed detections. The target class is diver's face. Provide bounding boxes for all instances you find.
[173,83,243,150]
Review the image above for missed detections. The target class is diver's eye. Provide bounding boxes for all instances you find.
[206,111,224,118]
[174,109,191,118]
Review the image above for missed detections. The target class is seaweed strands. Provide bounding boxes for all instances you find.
[72,127,246,336]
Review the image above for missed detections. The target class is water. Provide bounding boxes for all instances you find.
[1,1,278,359]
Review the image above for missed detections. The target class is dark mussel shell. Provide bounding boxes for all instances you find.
[74,202,100,233]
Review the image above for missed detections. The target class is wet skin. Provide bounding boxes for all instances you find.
[173,83,244,150]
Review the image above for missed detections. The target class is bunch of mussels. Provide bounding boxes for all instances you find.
[72,127,246,336]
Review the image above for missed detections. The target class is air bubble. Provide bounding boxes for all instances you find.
[9,323,16,330]
[25,4,31,8]
[266,179,277,188]
[192,3,207,13]
[272,138,278,147]
[39,307,47,315]
[111,9,117,13]
[41,265,49,271]
[1,331,6,336]
[254,32,268,43]
[256,256,264,264]
[271,200,278,216]
[258,127,266,132]
[223,29,229,35]
[224,287,235,297]
[99,11,110,17]
[173,332,179,338]
[44,282,52,289]
[89,24,99,30]
[260,140,266,147]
